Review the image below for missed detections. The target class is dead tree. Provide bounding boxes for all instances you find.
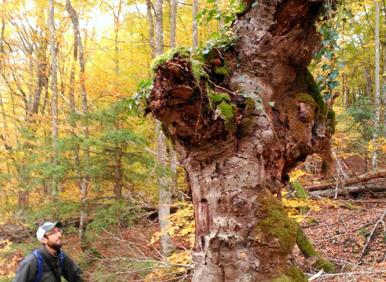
[147,0,336,280]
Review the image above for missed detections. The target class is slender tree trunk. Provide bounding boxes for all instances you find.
[48,0,59,205]
[342,72,347,107]
[148,1,335,280]
[170,143,178,196]
[169,0,178,200]
[113,0,122,77]
[372,0,381,170]
[112,1,124,201]
[154,0,172,256]
[192,0,199,48]
[364,66,372,98]
[169,0,177,48]
[146,0,155,57]
[382,0,386,135]
[31,40,48,116]
[155,0,163,54]
[113,148,123,200]
[65,0,90,248]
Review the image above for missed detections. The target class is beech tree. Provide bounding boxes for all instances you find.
[147,0,336,280]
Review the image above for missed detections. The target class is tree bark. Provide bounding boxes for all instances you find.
[48,0,59,205]
[31,39,48,116]
[169,0,177,48]
[65,0,90,249]
[113,0,122,77]
[381,0,386,136]
[371,0,381,170]
[146,0,155,57]
[154,0,172,256]
[155,0,163,55]
[147,0,335,280]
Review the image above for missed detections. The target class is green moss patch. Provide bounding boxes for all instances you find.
[290,181,309,199]
[255,193,298,254]
[191,59,208,82]
[313,257,336,273]
[296,226,336,273]
[327,108,336,133]
[304,69,327,114]
[296,227,318,257]
[151,47,190,71]
[215,65,230,76]
[295,93,318,108]
[207,90,236,132]
[218,101,236,132]
[272,267,307,282]
[208,91,231,105]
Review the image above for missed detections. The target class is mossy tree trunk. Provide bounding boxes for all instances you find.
[148,0,335,280]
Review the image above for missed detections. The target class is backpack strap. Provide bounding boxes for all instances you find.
[32,250,44,282]
[58,251,64,269]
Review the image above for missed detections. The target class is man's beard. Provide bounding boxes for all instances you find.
[46,241,62,250]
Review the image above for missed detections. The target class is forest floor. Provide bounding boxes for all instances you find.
[294,197,386,282]
[0,191,385,281]
[0,197,385,281]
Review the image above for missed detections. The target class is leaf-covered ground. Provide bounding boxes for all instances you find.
[1,199,385,281]
[294,199,386,281]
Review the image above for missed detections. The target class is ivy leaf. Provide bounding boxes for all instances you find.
[328,70,339,80]
[327,81,339,90]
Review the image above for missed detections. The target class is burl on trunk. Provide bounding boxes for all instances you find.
[147,0,335,281]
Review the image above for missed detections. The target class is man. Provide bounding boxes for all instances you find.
[13,221,82,282]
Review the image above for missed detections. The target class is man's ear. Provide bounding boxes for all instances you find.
[41,237,48,245]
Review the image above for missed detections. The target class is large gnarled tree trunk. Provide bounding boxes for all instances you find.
[148,0,335,280]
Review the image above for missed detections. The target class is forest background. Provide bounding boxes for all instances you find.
[0,0,385,281]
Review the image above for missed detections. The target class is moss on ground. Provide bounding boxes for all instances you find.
[290,181,309,199]
[313,257,336,273]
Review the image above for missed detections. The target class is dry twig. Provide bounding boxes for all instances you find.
[358,209,386,261]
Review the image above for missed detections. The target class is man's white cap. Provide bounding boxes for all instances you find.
[36,221,62,241]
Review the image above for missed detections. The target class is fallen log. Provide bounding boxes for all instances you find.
[310,184,386,198]
[306,170,386,191]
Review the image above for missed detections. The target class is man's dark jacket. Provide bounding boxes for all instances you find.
[13,246,82,282]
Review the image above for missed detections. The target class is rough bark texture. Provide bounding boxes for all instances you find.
[148,0,335,281]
